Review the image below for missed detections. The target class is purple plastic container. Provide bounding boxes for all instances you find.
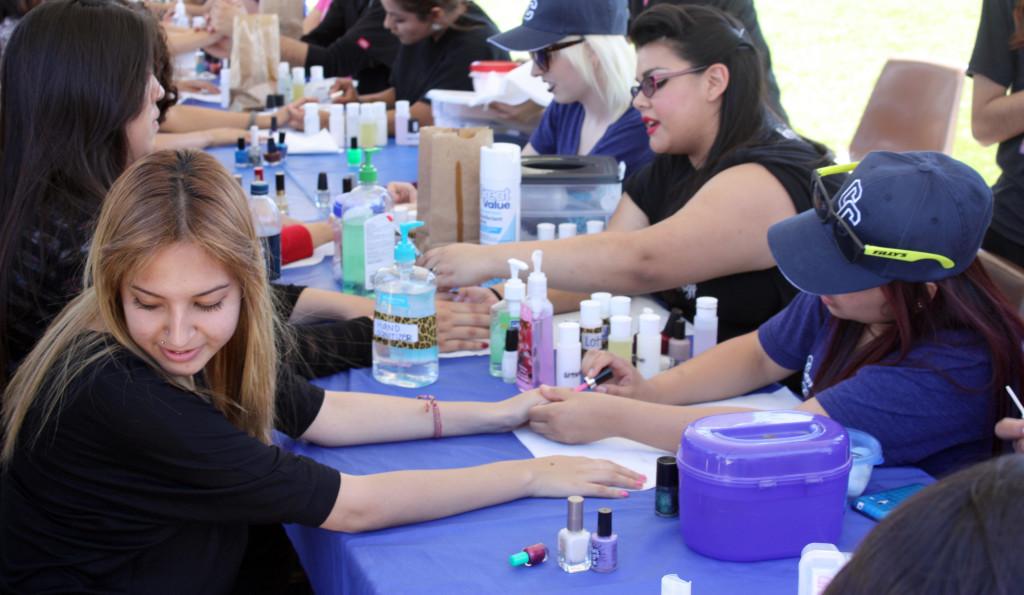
[677,411,851,561]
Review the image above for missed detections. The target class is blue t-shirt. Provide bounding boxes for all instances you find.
[757,293,996,477]
[528,102,654,179]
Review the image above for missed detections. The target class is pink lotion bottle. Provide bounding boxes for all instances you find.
[517,250,554,389]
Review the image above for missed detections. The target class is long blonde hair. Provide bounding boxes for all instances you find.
[558,35,637,121]
[2,150,280,461]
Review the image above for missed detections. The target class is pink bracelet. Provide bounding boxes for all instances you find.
[417,394,442,439]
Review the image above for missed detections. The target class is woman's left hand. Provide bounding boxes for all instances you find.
[996,418,1024,453]
[419,243,492,290]
[435,298,490,352]
[527,385,618,444]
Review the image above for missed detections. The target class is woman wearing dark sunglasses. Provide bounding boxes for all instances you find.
[487,0,654,179]
[527,152,1024,479]
[424,4,835,343]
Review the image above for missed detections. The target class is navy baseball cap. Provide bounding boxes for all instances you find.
[768,151,993,295]
[488,0,629,52]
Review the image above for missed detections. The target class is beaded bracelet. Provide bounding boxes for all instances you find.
[417,394,442,439]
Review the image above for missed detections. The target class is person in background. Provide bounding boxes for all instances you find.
[423,4,834,341]
[488,0,654,179]
[325,0,508,130]
[0,149,643,593]
[823,454,1024,594]
[526,152,1024,479]
[628,0,787,123]
[969,0,1024,267]
[0,0,39,60]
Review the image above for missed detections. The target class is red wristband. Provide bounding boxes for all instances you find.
[417,394,442,439]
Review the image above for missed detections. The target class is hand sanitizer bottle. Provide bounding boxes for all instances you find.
[339,148,392,295]
[331,175,355,282]
[488,258,528,377]
[517,250,554,390]
[372,221,438,388]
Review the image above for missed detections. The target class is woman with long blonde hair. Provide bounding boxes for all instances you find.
[0,150,641,593]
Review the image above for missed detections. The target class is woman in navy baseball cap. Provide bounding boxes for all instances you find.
[527,152,1024,478]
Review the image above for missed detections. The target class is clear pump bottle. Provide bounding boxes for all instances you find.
[372,221,438,388]
[488,258,528,377]
[337,148,392,295]
[517,250,554,390]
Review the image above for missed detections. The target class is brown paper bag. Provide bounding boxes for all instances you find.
[259,0,303,40]
[229,14,280,110]
[415,127,494,251]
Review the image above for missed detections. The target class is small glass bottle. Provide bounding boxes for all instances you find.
[277,131,288,162]
[508,543,547,568]
[264,138,282,166]
[557,496,592,573]
[656,456,679,517]
[274,172,290,216]
[234,137,250,169]
[316,172,331,216]
[590,508,618,573]
[347,137,363,169]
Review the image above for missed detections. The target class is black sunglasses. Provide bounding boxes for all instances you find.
[630,65,709,99]
[530,38,585,73]
[811,163,955,269]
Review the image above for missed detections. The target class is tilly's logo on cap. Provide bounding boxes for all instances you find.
[836,179,863,226]
[524,0,538,21]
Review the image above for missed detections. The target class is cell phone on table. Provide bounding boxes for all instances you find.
[852,483,926,521]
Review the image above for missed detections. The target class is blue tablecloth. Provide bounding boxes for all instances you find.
[278,357,932,594]
[210,142,933,594]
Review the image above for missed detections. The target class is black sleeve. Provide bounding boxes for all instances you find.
[274,365,326,437]
[300,0,351,47]
[286,317,374,378]
[81,357,340,527]
[303,1,399,78]
[271,283,305,319]
[969,0,1015,86]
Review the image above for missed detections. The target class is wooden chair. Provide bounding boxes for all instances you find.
[849,58,965,161]
[978,249,1024,317]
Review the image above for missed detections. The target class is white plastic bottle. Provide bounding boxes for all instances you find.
[277,62,292,100]
[578,299,603,353]
[798,543,849,595]
[248,180,281,281]
[358,107,377,148]
[636,308,662,379]
[373,102,388,146]
[291,66,306,101]
[219,59,231,109]
[590,292,612,347]
[555,322,581,388]
[692,296,719,358]
[346,103,360,148]
[303,103,321,135]
[172,0,188,27]
[536,222,555,241]
[558,222,576,239]
[517,250,554,390]
[479,143,522,245]
[329,105,346,149]
[309,65,325,84]
[373,221,438,388]
[488,258,528,377]
[608,315,633,362]
[586,220,605,234]
[395,100,415,146]
[610,295,632,328]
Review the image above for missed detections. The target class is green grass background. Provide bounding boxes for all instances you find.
[476,0,999,184]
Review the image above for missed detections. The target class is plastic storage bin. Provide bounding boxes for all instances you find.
[677,410,851,561]
[520,155,622,239]
[424,89,528,142]
[470,60,518,95]
[846,428,883,498]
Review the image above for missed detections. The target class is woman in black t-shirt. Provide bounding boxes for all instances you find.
[969,0,1024,267]
[0,150,641,593]
[423,4,837,342]
[326,0,508,131]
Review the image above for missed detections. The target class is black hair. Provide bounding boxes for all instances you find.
[0,0,39,20]
[0,0,156,386]
[824,454,1024,594]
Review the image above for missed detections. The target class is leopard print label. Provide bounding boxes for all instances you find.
[373,311,438,350]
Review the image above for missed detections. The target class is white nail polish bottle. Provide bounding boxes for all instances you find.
[558,496,592,573]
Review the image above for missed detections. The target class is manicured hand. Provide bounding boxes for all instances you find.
[528,385,619,444]
[419,243,492,290]
[435,298,490,352]
[495,388,547,429]
[525,455,645,498]
[995,418,1024,453]
[580,350,647,399]
[442,286,499,306]
[329,78,359,104]
[386,181,417,204]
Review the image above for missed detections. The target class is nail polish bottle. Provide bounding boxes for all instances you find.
[347,137,363,169]
[509,543,548,567]
[274,171,290,216]
[264,138,282,165]
[656,456,679,517]
[667,318,691,367]
[248,124,262,166]
[270,114,279,134]
[277,131,288,162]
[501,328,518,384]
[558,496,592,573]
[234,137,251,169]
[590,508,618,573]
[316,172,331,215]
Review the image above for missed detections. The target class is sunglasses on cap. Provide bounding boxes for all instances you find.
[630,65,709,99]
[812,162,956,270]
[530,38,585,73]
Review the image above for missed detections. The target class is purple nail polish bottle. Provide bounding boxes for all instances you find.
[590,508,618,573]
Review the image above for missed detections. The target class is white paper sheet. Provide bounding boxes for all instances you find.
[284,129,341,154]
[282,242,334,270]
[513,386,802,490]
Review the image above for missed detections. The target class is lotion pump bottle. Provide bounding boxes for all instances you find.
[517,250,554,390]
[488,258,528,377]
